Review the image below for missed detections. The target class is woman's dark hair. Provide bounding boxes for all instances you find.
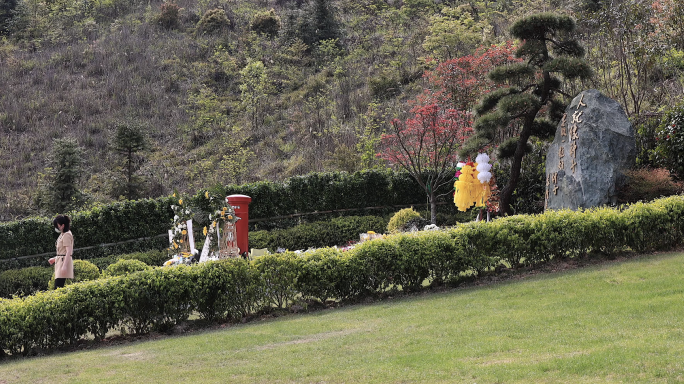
[53,215,71,232]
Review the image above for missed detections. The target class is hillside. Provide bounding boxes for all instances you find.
[0,0,682,220]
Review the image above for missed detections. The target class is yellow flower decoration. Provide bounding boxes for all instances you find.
[180,239,184,243]
[227,215,233,220]
[211,221,216,228]
[368,231,376,234]
[182,230,187,235]
[179,199,183,205]
[221,211,225,217]
[222,206,228,212]
[205,191,209,199]
[173,192,177,197]
[203,227,208,236]
[173,242,179,249]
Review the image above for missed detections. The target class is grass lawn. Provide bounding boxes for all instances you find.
[2,251,684,383]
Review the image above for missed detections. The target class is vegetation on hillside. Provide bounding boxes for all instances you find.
[0,0,682,220]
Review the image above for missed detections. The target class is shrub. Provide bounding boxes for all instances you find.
[89,249,170,271]
[0,267,53,298]
[102,259,151,277]
[120,266,196,333]
[249,215,388,251]
[197,9,231,35]
[48,259,100,290]
[117,250,170,267]
[192,259,264,321]
[253,252,300,308]
[618,168,683,203]
[156,2,181,30]
[251,9,281,37]
[3,169,460,268]
[387,208,421,233]
[369,73,401,100]
[651,104,684,179]
[296,248,345,303]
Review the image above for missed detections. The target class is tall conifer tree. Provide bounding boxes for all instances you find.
[41,138,86,213]
[112,122,147,200]
[465,13,592,215]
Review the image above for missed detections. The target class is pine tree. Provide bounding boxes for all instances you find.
[112,122,147,200]
[465,13,592,215]
[42,138,86,213]
[281,0,341,51]
[0,0,18,35]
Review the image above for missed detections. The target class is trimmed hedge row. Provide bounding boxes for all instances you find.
[0,267,54,299]
[192,170,434,228]
[1,170,459,270]
[2,211,382,298]
[0,250,170,298]
[87,250,171,271]
[2,196,682,357]
[0,198,173,270]
[249,215,388,252]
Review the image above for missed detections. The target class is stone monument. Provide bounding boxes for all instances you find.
[545,89,635,210]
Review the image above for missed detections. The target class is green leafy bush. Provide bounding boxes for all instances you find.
[156,2,181,30]
[253,252,299,308]
[296,248,345,303]
[89,249,170,271]
[0,267,53,298]
[192,259,263,321]
[102,259,151,277]
[120,266,197,333]
[651,105,684,179]
[197,9,231,35]
[249,215,388,251]
[387,208,421,233]
[251,9,281,37]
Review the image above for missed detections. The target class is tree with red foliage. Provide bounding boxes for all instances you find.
[377,43,521,224]
[378,104,472,224]
[418,42,521,112]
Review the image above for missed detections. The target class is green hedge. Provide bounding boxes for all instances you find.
[0,267,53,298]
[0,250,169,298]
[0,170,460,270]
[102,259,152,278]
[249,215,388,252]
[190,169,457,231]
[3,196,682,357]
[88,250,171,271]
[0,198,173,270]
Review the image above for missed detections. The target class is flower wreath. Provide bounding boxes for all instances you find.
[169,192,194,252]
[201,191,240,253]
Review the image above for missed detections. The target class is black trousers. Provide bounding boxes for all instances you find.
[55,278,66,288]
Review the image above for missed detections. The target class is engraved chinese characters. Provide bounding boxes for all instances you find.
[545,90,635,210]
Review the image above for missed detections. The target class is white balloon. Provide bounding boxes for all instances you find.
[476,163,492,173]
[475,153,490,164]
[477,171,492,183]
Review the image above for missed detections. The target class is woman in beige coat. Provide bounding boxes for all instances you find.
[48,215,74,288]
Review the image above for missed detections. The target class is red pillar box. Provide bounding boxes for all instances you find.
[226,194,252,258]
